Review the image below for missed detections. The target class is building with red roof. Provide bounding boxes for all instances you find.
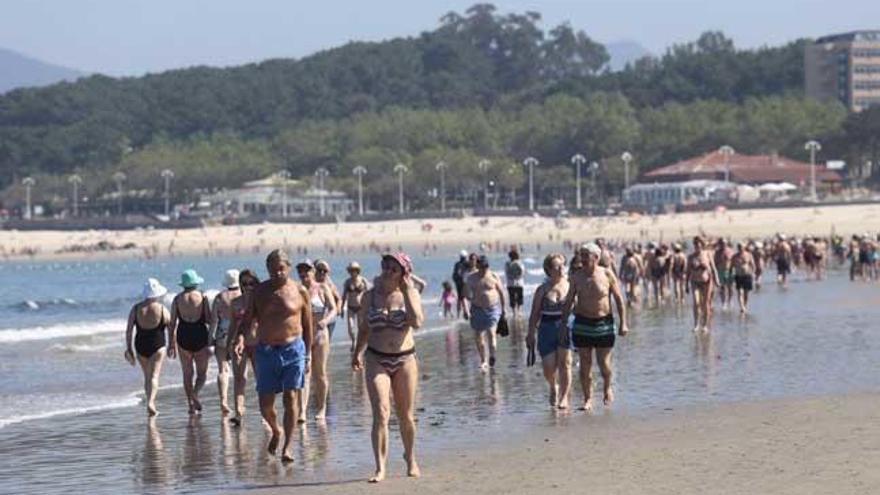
[642,150,842,187]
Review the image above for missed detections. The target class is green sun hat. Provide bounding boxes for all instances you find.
[179,269,205,289]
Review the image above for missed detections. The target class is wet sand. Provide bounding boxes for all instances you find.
[245,393,880,495]
[2,203,879,262]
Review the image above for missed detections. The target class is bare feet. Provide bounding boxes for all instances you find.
[604,387,615,406]
[221,404,231,416]
[557,397,569,410]
[692,325,701,333]
[147,404,158,417]
[479,362,489,372]
[549,387,557,407]
[579,398,593,412]
[229,416,242,427]
[281,450,294,464]
[191,397,202,413]
[314,410,326,420]
[368,469,386,483]
[267,431,280,456]
[405,455,421,478]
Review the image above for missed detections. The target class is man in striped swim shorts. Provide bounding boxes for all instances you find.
[560,243,628,412]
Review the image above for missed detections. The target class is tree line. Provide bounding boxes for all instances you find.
[0,3,877,213]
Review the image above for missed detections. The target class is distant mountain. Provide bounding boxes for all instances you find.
[0,47,83,93]
[605,40,652,71]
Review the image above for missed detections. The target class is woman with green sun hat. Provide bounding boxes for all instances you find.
[170,268,214,415]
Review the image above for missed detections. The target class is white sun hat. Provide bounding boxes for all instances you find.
[141,278,169,300]
[223,269,241,289]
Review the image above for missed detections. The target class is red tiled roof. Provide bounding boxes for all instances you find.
[643,150,842,185]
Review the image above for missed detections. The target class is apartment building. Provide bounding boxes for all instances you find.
[805,30,880,112]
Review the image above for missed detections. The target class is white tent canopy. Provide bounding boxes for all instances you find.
[757,182,797,192]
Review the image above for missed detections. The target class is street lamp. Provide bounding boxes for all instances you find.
[435,161,448,213]
[589,161,600,202]
[315,167,329,217]
[571,153,586,210]
[719,145,735,184]
[805,140,822,202]
[523,156,539,211]
[621,152,633,191]
[353,165,367,216]
[160,169,174,217]
[277,169,291,218]
[68,174,82,218]
[22,177,35,220]
[478,159,491,211]
[113,172,126,216]
[393,163,409,214]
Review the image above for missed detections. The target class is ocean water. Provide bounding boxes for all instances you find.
[0,252,878,494]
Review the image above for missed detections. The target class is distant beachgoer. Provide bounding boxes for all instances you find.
[210,269,241,416]
[596,238,618,273]
[464,254,506,370]
[504,248,526,316]
[236,250,313,463]
[342,261,369,353]
[124,278,172,416]
[526,253,572,408]
[750,241,765,290]
[297,260,337,421]
[559,243,628,411]
[351,252,423,482]
[714,239,735,310]
[451,251,470,318]
[649,244,671,306]
[440,280,455,318]
[670,243,688,303]
[314,260,343,341]
[732,243,756,314]
[619,246,643,306]
[774,235,793,287]
[170,269,214,415]
[687,237,719,332]
[228,269,260,426]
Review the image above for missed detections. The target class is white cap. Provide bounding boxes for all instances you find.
[579,242,602,257]
[223,269,240,289]
[460,250,469,258]
[141,278,168,300]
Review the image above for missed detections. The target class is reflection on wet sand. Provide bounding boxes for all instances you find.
[140,418,168,488]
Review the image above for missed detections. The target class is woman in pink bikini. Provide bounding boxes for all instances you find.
[352,252,424,483]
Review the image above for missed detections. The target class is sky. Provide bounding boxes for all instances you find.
[2,0,878,76]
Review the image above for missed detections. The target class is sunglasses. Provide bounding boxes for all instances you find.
[316,268,328,274]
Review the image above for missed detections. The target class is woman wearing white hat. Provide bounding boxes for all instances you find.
[210,269,241,416]
[124,278,172,417]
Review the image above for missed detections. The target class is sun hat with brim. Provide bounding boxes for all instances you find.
[295,260,314,272]
[347,261,361,272]
[179,269,204,288]
[382,252,413,275]
[223,269,240,289]
[314,259,330,271]
[142,278,168,300]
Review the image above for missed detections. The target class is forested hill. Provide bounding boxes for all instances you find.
[0,3,808,187]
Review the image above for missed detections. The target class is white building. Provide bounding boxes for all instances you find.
[204,175,354,217]
[623,180,734,207]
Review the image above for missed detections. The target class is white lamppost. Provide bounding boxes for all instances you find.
[113,171,126,216]
[276,170,291,218]
[523,156,539,211]
[22,177,35,220]
[719,145,735,184]
[353,165,367,216]
[160,169,174,217]
[805,140,822,202]
[478,159,491,211]
[436,161,448,213]
[589,161,600,202]
[315,167,329,216]
[394,163,409,214]
[621,151,633,191]
[68,174,82,217]
[571,153,586,210]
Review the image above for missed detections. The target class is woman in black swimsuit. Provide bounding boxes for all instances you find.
[170,269,213,415]
[124,278,172,417]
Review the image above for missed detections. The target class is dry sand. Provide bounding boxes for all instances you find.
[2,203,879,262]
[239,393,880,495]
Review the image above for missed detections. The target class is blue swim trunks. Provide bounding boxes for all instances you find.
[470,304,502,332]
[255,339,307,394]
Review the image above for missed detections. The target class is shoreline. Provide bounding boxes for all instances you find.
[243,392,880,495]
[2,203,879,263]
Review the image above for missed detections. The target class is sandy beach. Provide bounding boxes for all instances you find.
[241,393,880,495]
[2,203,879,262]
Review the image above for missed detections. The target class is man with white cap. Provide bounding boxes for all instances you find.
[211,269,241,416]
[559,242,628,411]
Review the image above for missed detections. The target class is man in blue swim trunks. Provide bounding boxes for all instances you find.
[560,243,628,412]
[236,249,314,463]
[464,255,506,370]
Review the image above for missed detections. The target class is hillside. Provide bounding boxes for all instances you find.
[0,47,82,93]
